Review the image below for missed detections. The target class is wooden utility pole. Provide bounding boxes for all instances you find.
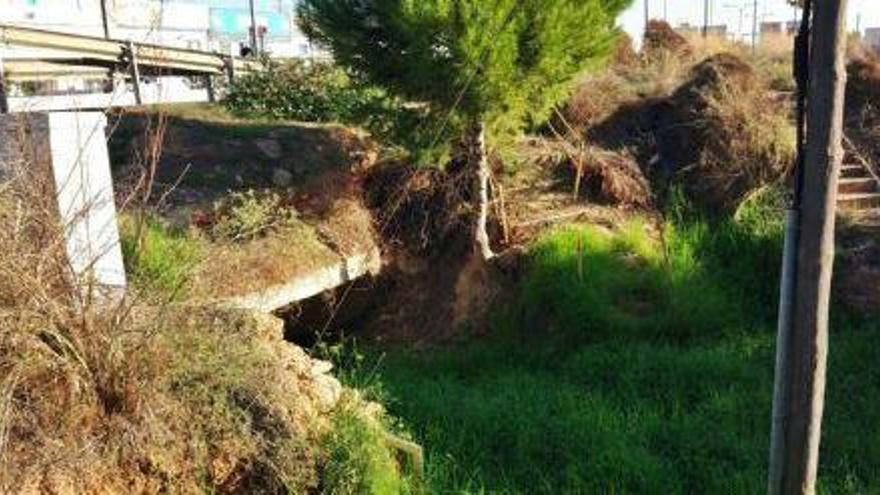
[768,1,848,494]
[249,0,259,55]
[0,53,8,114]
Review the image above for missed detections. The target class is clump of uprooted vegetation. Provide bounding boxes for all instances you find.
[0,160,410,492]
[846,46,880,127]
[558,31,795,212]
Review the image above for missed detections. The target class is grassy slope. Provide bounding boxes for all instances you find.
[361,214,880,493]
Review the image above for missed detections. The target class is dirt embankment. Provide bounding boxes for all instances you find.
[585,51,793,211]
[109,108,383,300]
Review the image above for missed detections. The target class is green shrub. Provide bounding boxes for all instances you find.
[223,60,440,163]
[321,394,411,494]
[211,189,299,242]
[224,60,377,122]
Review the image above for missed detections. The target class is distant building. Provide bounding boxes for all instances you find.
[761,22,784,35]
[0,0,320,59]
[866,28,880,53]
[0,0,324,100]
[676,22,728,38]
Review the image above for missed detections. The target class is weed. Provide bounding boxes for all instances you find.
[119,215,202,298]
[211,189,299,242]
[321,393,412,495]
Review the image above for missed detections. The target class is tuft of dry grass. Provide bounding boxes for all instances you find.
[539,139,652,209]
[643,20,692,59]
[687,81,795,208]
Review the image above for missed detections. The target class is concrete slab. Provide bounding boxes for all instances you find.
[225,247,382,313]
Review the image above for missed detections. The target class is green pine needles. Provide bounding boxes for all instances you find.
[298,0,633,155]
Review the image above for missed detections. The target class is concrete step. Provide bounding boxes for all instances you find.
[838,177,879,195]
[838,192,880,211]
[841,164,869,178]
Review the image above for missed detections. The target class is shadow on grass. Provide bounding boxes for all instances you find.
[362,218,880,494]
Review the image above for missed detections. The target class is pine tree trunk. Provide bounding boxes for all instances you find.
[471,121,494,260]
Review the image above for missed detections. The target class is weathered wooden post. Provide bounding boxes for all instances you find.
[0,54,8,114]
[769,1,848,493]
[224,56,236,85]
[205,74,216,103]
[125,40,143,105]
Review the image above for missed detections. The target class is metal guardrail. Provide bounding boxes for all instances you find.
[0,23,261,111]
[3,59,108,81]
[0,24,258,76]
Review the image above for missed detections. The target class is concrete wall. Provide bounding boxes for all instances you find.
[0,111,127,292]
[8,79,211,111]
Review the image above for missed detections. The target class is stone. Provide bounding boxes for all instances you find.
[272,167,294,187]
[312,373,343,412]
[310,359,334,376]
[255,138,282,159]
[0,112,127,294]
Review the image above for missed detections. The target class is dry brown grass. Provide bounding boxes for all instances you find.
[846,48,880,126]
[654,53,794,209]
[0,138,400,493]
[0,166,324,492]
[643,20,692,59]
[686,80,795,208]
[563,43,795,211]
[538,138,652,209]
[193,223,339,298]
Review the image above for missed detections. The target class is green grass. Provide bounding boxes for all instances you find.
[340,213,880,493]
[120,215,202,299]
[321,394,414,495]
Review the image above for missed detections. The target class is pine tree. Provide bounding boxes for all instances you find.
[298,0,632,259]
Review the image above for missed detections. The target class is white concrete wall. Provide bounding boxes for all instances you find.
[0,111,127,292]
[48,112,127,290]
[8,80,211,112]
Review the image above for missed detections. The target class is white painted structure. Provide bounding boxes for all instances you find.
[7,79,211,111]
[0,111,127,293]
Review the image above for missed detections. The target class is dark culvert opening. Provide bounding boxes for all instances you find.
[275,275,390,348]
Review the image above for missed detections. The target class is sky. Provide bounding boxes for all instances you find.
[619,0,880,45]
